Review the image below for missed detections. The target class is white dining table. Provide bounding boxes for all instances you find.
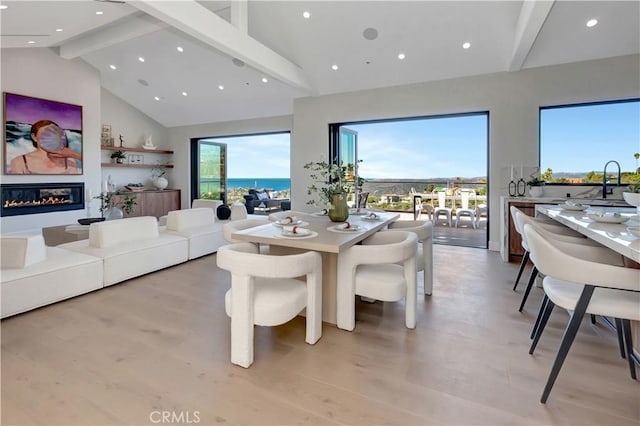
[535,204,640,263]
[231,211,400,325]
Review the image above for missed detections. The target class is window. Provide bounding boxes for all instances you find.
[191,132,291,205]
[540,99,640,184]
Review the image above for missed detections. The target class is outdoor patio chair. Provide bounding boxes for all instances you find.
[432,190,452,227]
[454,189,477,229]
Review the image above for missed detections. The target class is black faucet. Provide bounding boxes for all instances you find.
[602,160,621,199]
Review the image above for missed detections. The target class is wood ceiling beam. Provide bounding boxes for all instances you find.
[509,0,555,71]
[231,0,248,34]
[130,0,312,92]
[59,14,166,59]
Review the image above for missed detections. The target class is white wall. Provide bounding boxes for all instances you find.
[100,88,169,189]
[168,115,292,208]
[291,54,640,250]
[0,48,102,234]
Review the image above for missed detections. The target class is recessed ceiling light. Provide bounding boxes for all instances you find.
[154,96,160,101]
[55,28,63,32]
[261,77,268,83]
[138,57,145,62]
[398,53,406,60]
[27,40,36,44]
[218,85,224,90]
[96,11,104,15]
[182,92,188,96]
[586,18,598,28]
[462,42,471,49]
[177,46,184,53]
[0,5,8,10]
[302,11,311,19]
[331,64,338,71]
[109,65,117,70]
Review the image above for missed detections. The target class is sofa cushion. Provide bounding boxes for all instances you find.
[1,247,103,318]
[89,216,159,248]
[257,191,269,201]
[1,235,47,269]
[167,208,215,232]
[192,199,223,210]
[217,204,231,220]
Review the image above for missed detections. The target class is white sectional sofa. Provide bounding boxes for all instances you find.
[166,207,223,259]
[2,204,267,318]
[59,216,189,287]
[1,235,103,319]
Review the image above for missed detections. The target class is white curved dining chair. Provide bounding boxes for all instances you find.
[223,219,270,254]
[387,220,434,296]
[336,230,418,331]
[523,224,640,403]
[217,243,322,368]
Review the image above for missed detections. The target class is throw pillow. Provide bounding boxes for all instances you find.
[257,191,269,201]
[268,191,279,199]
[216,204,231,220]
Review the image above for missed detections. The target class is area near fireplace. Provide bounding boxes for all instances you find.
[1,182,85,217]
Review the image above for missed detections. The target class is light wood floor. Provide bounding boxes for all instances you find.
[2,245,638,425]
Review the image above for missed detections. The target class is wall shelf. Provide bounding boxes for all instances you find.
[101,163,174,169]
[101,146,174,154]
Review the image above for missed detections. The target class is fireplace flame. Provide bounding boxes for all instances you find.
[4,196,72,208]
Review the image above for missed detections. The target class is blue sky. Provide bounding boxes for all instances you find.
[207,100,638,180]
[540,100,640,174]
[348,114,488,179]
[204,132,290,178]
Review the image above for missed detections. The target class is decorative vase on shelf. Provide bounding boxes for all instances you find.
[328,193,349,222]
[622,191,640,214]
[104,206,123,221]
[153,177,168,190]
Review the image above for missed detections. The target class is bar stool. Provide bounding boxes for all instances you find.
[523,224,639,403]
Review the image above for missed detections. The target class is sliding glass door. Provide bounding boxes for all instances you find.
[190,139,227,203]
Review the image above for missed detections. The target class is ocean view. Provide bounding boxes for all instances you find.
[227,178,291,191]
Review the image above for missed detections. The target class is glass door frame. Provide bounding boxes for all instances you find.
[190,138,227,204]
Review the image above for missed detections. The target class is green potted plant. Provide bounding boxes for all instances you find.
[304,160,355,222]
[110,150,127,164]
[526,175,546,198]
[94,192,137,219]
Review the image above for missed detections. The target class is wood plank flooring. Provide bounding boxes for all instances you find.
[2,245,639,425]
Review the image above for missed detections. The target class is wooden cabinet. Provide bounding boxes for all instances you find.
[111,189,180,218]
[507,201,537,263]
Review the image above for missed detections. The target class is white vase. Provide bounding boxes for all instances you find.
[153,177,168,190]
[104,206,123,221]
[528,186,544,198]
[622,192,640,214]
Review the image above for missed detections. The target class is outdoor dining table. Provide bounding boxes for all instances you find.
[535,204,640,263]
[231,211,400,325]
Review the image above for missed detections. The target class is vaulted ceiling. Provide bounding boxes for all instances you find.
[1,1,638,127]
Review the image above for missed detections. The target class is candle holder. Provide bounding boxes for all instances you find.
[508,180,517,197]
[516,178,526,197]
